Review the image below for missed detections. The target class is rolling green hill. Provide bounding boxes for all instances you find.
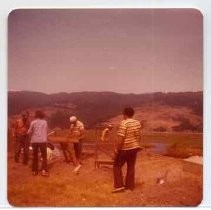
[8,91,203,130]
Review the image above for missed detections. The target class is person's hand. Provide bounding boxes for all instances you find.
[113,149,119,160]
[114,148,120,155]
[12,132,16,139]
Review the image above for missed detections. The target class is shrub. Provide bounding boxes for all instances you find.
[172,118,197,132]
[49,110,74,129]
[153,126,167,132]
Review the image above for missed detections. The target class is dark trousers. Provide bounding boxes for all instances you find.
[60,143,73,162]
[113,148,138,189]
[73,139,82,160]
[15,135,29,164]
[32,143,48,172]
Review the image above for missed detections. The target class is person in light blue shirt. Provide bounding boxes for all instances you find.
[28,110,49,176]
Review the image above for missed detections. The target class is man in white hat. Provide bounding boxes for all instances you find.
[69,116,85,173]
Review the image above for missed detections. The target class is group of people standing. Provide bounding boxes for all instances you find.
[13,110,84,176]
[12,107,142,193]
[13,110,49,176]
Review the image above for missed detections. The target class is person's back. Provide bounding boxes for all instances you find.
[118,118,141,151]
[113,107,142,193]
[28,110,49,176]
[29,119,48,143]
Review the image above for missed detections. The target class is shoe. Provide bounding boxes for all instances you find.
[112,187,125,193]
[73,164,81,173]
[124,188,134,192]
[124,186,134,191]
[41,170,49,177]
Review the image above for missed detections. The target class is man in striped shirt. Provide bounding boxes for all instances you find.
[113,107,142,193]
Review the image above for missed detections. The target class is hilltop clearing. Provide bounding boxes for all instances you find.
[108,105,202,132]
[8,150,202,207]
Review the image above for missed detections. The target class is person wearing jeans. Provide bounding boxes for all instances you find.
[113,107,142,193]
[28,110,49,176]
[31,143,47,174]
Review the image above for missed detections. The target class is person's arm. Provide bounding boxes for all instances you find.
[26,119,30,129]
[136,123,142,144]
[80,122,84,132]
[27,121,34,142]
[134,124,141,138]
[12,121,18,138]
[115,122,126,153]
[46,121,49,134]
[78,122,85,138]
[101,128,108,141]
[115,135,124,152]
[27,121,33,135]
[69,124,74,134]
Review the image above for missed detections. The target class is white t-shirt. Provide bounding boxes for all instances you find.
[28,119,48,143]
[70,120,84,139]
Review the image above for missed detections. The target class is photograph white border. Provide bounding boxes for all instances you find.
[0,0,210,208]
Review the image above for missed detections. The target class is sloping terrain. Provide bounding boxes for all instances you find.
[8,91,203,129]
[7,150,202,207]
[108,105,202,132]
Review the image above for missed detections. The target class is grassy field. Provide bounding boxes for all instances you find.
[141,132,202,146]
[83,130,203,158]
[7,131,203,207]
[141,132,202,158]
[7,153,202,207]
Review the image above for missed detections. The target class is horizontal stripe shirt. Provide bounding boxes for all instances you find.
[117,118,141,150]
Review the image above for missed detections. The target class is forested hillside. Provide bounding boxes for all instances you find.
[8,91,203,129]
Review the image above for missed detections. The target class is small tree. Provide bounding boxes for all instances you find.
[172,118,197,132]
[153,126,167,132]
[49,110,73,129]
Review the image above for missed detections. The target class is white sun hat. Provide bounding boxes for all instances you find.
[70,116,77,122]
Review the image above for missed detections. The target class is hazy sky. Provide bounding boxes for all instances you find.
[8,9,203,94]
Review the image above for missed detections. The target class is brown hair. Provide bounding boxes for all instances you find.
[123,107,134,117]
[34,110,45,119]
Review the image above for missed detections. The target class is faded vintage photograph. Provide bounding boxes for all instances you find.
[8,9,203,206]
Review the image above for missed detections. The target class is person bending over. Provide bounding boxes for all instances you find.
[69,116,85,173]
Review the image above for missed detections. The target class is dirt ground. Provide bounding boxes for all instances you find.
[7,149,202,207]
